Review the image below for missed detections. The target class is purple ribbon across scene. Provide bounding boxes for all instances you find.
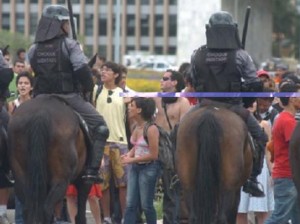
[120,92,300,98]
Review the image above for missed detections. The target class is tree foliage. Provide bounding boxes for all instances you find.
[272,0,298,36]
[272,0,300,58]
[0,29,32,59]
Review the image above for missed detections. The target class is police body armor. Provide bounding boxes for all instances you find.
[192,46,242,104]
[30,37,78,95]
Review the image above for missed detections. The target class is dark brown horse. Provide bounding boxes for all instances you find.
[176,106,253,224]
[289,122,300,207]
[8,95,92,224]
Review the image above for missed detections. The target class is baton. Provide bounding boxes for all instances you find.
[242,6,251,49]
[67,0,77,40]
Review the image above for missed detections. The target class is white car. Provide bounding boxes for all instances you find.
[131,61,176,72]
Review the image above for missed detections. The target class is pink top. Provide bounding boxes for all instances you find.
[130,135,150,158]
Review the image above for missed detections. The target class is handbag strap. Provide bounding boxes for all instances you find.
[162,101,172,130]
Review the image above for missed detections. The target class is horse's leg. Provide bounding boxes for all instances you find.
[216,190,240,224]
[44,181,69,224]
[74,179,92,224]
[184,191,197,224]
[14,178,27,222]
[228,190,241,224]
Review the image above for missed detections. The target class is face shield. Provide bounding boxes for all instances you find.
[206,11,242,49]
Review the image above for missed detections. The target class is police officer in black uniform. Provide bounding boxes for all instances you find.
[191,11,267,197]
[28,5,109,183]
[0,50,14,191]
[0,49,13,129]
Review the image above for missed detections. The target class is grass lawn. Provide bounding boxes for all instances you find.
[127,69,162,92]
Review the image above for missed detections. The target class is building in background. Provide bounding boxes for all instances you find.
[177,0,221,64]
[0,0,178,63]
[0,0,272,66]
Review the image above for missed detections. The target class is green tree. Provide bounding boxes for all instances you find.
[0,29,32,59]
[272,0,300,58]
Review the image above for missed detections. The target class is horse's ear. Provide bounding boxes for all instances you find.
[88,53,98,68]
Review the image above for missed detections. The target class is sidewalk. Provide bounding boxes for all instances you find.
[7,209,163,224]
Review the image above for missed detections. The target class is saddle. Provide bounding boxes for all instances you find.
[73,110,93,151]
[49,95,93,164]
[199,98,250,122]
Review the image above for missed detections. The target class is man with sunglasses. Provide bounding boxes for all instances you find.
[95,61,129,224]
[190,11,267,197]
[155,69,191,224]
[27,5,109,184]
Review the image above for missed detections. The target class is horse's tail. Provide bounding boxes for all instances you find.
[195,110,222,223]
[26,112,51,223]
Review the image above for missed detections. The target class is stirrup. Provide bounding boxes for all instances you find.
[169,174,180,190]
[243,179,265,197]
[82,170,103,184]
[5,171,14,184]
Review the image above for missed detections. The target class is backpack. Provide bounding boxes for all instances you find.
[143,122,174,171]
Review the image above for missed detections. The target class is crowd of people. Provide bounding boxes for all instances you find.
[1,4,300,224]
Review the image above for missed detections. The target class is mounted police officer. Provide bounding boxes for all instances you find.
[0,49,13,133]
[191,11,267,197]
[0,50,14,224]
[28,5,109,183]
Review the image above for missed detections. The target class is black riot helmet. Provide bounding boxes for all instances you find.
[208,11,236,27]
[206,11,242,50]
[34,5,70,43]
[42,5,70,21]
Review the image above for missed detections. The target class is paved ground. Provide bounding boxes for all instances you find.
[6,208,163,224]
[6,208,98,224]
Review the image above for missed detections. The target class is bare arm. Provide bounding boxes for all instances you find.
[260,120,273,173]
[7,102,15,115]
[179,97,192,120]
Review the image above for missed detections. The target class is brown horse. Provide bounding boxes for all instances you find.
[176,106,253,224]
[8,95,92,224]
[289,122,300,207]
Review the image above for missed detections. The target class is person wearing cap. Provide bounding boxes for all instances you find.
[257,69,270,85]
[190,11,267,197]
[257,69,276,89]
[27,4,109,183]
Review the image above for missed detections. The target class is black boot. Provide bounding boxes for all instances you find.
[243,176,265,197]
[82,139,106,184]
[243,140,265,197]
